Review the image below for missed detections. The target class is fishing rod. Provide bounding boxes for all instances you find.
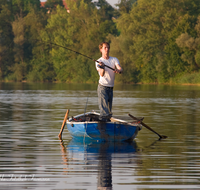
[45,41,115,71]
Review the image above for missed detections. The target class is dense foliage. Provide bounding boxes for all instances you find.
[1,0,200,84]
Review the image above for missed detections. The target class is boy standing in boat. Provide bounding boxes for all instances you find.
[96,42,123,121]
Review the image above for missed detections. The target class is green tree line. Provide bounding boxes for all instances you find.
[0,0,200,84]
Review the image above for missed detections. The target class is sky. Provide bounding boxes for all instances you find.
[40,0,119,8]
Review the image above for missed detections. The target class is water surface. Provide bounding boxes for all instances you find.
[0,83,200,190]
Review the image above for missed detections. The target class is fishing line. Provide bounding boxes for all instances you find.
[84,95,89,117]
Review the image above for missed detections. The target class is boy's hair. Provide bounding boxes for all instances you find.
[99,42,110,50]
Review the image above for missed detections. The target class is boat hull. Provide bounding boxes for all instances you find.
[66,115,140,141]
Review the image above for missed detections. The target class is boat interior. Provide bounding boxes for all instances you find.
[69,112,144,124]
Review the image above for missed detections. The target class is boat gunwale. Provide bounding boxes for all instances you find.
[67,111,140,126]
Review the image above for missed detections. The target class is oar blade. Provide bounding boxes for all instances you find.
[128,113,168,140]
[58,109,70,139]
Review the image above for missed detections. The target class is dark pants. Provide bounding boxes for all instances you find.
[97,84,113,120]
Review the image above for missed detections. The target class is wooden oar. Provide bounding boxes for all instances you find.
[58,109,69,139]
[128,114,167,140]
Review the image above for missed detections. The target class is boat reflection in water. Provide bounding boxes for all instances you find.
[60,138,139,189]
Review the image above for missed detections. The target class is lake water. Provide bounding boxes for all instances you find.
[0,82,200,190]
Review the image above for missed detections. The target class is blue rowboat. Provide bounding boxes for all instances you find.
[66,111,142,141]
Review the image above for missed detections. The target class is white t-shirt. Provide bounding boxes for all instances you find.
[95,56,120,87]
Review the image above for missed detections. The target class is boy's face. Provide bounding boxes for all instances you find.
[100,43,110,55]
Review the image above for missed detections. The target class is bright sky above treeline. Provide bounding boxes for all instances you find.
[40,0,119,8]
